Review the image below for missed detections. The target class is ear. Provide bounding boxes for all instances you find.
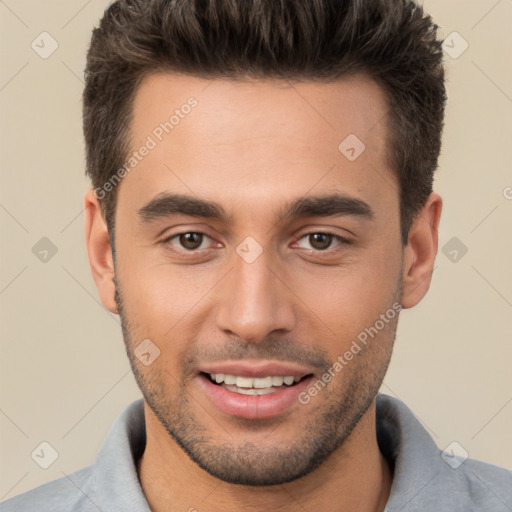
[84,189,118,314]
[400,192,442,309]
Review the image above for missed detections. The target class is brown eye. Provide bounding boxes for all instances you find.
[161,231,220,258]
[295,232,348,253]
[178,232,204,250]
[308,233,335,250]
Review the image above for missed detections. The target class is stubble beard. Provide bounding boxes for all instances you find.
[114,278,400,486]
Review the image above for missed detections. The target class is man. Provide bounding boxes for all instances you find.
[2,0,511,511]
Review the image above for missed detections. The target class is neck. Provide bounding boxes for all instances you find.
[137,401,392,512]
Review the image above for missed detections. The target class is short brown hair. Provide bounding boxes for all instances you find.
[83,0,446,245]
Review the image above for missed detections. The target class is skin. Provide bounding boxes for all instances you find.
[85,72,442,512]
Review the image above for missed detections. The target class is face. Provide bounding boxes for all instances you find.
[104,73,406,485]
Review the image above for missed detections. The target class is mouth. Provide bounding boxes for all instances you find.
[196,363,315,419]
[201,372,311,396]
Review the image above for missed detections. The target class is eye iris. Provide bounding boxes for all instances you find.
[310,233,332,250]
[180,233,203,250]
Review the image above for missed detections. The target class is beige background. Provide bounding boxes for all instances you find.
[1,0,511,501]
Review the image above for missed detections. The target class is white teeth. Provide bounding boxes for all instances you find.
[223,384,276,395]
[207,373,303,389]
[253,377,273,388]
[272,376,284,386]
[235,376,253,388]
[224,375,236,385]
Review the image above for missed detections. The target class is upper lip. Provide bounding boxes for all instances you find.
[198,360,313,379]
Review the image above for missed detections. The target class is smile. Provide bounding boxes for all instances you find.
[204,372,306,395]
[198,367,314,419]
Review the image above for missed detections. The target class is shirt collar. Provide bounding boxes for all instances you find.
[376,394,446,510]
[90,394,447,511]
[92,398,149,511]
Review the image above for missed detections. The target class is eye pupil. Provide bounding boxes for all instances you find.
[180,233,202,250]
[309,233,332,250]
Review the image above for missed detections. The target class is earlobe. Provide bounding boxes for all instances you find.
[84,189,118,314]
[400,193,442,309]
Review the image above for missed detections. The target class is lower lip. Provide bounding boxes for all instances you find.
[198,374,313,420]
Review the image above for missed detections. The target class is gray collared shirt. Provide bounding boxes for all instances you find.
[1,394,511,511]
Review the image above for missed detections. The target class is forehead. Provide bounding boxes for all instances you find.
[118,72,397,225]
[130,72,389,150]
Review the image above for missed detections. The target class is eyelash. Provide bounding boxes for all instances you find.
[161,231,352,256]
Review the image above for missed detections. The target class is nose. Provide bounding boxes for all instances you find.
[214,245,295,344]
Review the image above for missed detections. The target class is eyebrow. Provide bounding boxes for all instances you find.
[137,192,374,224]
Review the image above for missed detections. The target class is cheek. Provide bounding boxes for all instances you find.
[294,257,399,334]
[116,255,219,342]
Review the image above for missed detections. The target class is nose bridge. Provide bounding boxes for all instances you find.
[215,241,294,342]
